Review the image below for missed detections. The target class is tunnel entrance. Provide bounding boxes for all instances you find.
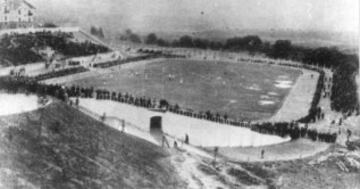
[150,116,163,145]
[150,116,162,130]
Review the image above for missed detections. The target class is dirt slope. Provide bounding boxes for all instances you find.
[0,101,185,189]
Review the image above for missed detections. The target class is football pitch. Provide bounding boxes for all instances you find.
[66,59,302,121]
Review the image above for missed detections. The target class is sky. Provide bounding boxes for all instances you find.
[30,0,359,34]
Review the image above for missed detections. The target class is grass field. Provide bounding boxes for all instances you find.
[66,59,302,120]
[0,101,184,188]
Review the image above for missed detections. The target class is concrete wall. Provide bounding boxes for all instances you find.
[78,98,290,147]
[162,113,290,147]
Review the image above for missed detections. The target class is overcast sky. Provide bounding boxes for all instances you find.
[30,0,359,33]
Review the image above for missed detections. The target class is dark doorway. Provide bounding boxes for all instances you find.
[150,116,163,144]
[150,116,162,130]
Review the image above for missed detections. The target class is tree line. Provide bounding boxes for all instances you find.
[331,55,359,114]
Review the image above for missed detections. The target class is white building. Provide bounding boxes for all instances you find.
[0,0,36,29]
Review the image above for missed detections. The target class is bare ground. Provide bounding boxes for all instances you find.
[267,69,319,122]
[212,139,330,162]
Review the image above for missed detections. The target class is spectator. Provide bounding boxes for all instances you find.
[185,134,189,144]
[75,98,79,106]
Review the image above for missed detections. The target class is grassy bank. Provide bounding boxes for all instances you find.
[0,101,185,188]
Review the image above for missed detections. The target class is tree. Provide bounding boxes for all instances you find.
[224,35,262,52]
[209,41,223,50]
[331,55,359,112]
[119,29,141,43]
[90,26,105,38]
[178,35,193,47]
[303,47,344,68]
[43,22,57,28]
[245,35,262,55]
[145,33,158,44]
[193,38,209,49]
[156,38,169,46]
[129,33,141,43]
[125,29,133,36]
[268,40,292,59]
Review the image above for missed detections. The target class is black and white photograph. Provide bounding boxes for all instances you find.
[0,0,359,188]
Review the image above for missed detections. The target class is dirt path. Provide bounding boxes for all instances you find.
[169,148,273,189]
[213,139,331,162]
[170,151,229,189]
[267,69,319,122]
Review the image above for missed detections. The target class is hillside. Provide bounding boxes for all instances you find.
[0,31,110,66]
[0,100,185,188]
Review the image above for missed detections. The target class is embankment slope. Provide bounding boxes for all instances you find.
[0,101,185,189]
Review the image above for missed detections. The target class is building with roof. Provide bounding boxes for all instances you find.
[0,0,36,29]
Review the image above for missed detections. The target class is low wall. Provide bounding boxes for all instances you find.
[77,98,290,147]
[0,52,119,77]
[0,62,45,76]
[69,52,120,67]
[0,27,80,36]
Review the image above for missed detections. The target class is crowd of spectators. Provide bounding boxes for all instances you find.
[0,75,338,143]
[64,84,338,143]
[34,67,89,81]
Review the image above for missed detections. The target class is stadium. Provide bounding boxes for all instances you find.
[40,51,322,148]
[0,0,359,188]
